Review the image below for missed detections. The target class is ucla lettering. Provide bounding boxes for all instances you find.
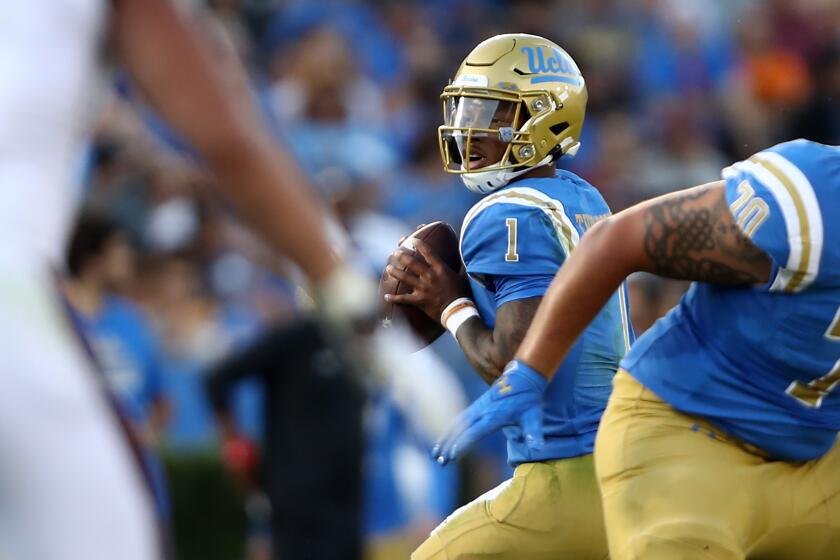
[521,46,578,76]
[522,47,538,73]
[536,48,547,74]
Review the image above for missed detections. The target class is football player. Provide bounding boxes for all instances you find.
[384,34,633,559]
[0,1,375,559]
[435,139,840,559]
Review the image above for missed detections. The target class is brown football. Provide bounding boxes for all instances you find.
[380,221,464,347]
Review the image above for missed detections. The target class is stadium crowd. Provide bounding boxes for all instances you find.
[72,0,840,558]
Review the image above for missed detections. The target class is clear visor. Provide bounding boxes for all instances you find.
[446,96,507,128]
[442,96,518,171]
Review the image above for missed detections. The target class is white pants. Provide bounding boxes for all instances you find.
[0,253,160,560]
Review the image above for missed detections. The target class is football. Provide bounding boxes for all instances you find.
[380,221,464,347]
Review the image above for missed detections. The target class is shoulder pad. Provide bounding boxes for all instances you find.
[460,187,578,278]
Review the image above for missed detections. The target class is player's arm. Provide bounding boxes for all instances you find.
[111,0,335,283]
[432,181,772,464]
[386,201,561,383]
[518,180,772,377]
[385,243,541,383]
[455,297,541,384]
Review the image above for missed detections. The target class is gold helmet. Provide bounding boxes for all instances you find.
[438,34,587,194]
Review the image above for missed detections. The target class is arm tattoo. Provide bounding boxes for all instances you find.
[457,297,542,385]
[642,186,771,284]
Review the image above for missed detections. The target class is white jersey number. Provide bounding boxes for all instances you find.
[729,181,770,238]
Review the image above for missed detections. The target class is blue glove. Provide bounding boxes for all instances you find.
[432,360,548,465]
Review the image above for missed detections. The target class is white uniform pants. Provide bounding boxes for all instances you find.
[0,253,160,560]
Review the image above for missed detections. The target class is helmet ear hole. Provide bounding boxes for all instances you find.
[550,122,569,136]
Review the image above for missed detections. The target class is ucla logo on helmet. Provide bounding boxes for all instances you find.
[520,46,582,85]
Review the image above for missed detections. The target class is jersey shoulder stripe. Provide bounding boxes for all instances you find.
[460,186,580,256]
[723,151,823,293]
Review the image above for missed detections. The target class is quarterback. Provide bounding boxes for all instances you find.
[385,34,632,559]
[0,1,374,558]
[437,139,840,559]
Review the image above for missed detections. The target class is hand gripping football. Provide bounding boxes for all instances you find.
[379,222,463,346]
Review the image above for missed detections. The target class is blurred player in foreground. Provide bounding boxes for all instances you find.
[437,138,840,559]
[385,34,632,559]
[0,1,375,558]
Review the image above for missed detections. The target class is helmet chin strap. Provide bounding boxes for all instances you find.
[460,155,554,194]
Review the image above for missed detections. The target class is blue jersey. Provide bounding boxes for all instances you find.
[76,296,164,425]
[625,140,840,462]
[460,170,633,465]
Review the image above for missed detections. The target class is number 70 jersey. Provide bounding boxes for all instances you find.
[623,139,840,462]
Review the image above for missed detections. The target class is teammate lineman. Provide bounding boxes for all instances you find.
[0,1,374,558]
[385,34,632,559]
[435,139,840,559]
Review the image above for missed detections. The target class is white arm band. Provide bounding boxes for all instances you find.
[440,297,480,338]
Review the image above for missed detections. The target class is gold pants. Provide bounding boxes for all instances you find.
[412,454,608,559]
[596,371,840,560]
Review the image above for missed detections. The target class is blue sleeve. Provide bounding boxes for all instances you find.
[493,274,554,307]
[461,202,567,279]
[723,164,789,274]
[723,140,829,293]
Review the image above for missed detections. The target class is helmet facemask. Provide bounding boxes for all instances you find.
[437,34,588,194]
[438,87,559,194]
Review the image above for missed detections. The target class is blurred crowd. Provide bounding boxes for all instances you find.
[72,0,840,557]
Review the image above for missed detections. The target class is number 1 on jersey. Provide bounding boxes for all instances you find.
[505,218,519,262]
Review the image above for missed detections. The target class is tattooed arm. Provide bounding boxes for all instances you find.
[641,183,771,283]
[455,297,543,384]
[384,240,545,384]
[515,181,772,379]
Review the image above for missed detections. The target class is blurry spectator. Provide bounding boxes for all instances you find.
[738,10,812,107]
[262,2,405,87]
[550,0,638,115]
[267,23,398,185]
[324,167,411,273]
[381,128,481,232]
[361,332,470,558]
[633,0,733,103]
[636,99,728,197]
[790,46,840,145]
[143,181,203,254]
[723,8,813,157]
[766,0,836,62]
[64,211,171,519]
[269,25,385,129]
[140,252,253,449]
[206,319,366,560]
[65,211,170,447]
[199,208,299,327]
[362,394,461,560]
[267,24,400,186]
[576,112,644,208]
[626,273,686,335]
